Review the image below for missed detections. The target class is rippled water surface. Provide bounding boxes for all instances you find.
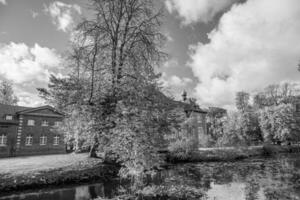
[1,154,300,200]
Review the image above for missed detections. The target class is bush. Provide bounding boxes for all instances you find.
[168,138,195,161]
[259,104,300,143]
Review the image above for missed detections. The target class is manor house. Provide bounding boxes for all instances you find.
[0,104,65,158]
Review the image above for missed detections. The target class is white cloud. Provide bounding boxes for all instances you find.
[165,0,239,24]
[188,0,300,109]
[161,74,193,87]
[44,1,81,32]
[0,0,6,5]
[31,10,38,19]
[163,59,178,69]
[0,42,62,106]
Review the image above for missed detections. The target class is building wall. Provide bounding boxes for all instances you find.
[0,125,18,158]
[17,115,65,156]
[188,112,207,148]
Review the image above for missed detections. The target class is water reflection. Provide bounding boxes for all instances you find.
[0,183,115,200]
[1,154,300,200]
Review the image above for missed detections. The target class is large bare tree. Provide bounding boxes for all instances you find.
[74,0,166,102]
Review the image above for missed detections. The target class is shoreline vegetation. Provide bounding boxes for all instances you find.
[167,144,300,163]
[0,154,119,195]
[1,145,300,196]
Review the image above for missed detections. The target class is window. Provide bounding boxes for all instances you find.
[25,135,33,146]
[54,121,62,127]
[5,115,13,120]
[41,120,49,127]
[198,126,204,134]
[296,104,300,112]
[0,134,7,146]
[53,135,60,145]
[40,135,47,145]
[27,120,35,126]
[197,115,202,123]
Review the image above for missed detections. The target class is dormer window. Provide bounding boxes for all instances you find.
[41,120,49,127]
[5,115,13,120]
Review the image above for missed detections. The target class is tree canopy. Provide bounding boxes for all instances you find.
[0,80,18,105]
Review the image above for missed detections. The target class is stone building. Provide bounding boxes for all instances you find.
[179,91,208,148]
[0,104,65,158]
[159,91,207,149]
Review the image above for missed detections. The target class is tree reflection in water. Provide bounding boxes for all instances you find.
[1,154,300,200]
[150,154,300,200]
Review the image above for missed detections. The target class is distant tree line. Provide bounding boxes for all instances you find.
[206,82,300,147]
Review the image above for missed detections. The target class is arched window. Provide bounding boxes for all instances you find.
[25,135,33,146]
[53,135,59,145]
[40,135,47,145]
[0,134,7,146]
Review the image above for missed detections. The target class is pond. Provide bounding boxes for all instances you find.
[1,154,300,200]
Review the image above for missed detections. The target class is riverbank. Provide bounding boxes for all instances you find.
[0,153,119,194]
[166,144,300,163]
[1,145,300,196]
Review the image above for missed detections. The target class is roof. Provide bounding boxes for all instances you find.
[0,104,31,124]
[154,89,207,114]
[178,101,207,114]
[0,104,64,123]
[16,105,65,116]
[0,103,32,116]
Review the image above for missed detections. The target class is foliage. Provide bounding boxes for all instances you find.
[216,112,245,147]
[38,0,182,179]
[136,185,205,200]
[253,82,299,109]
[239,110,263,144]
[206,107,227,146]
[235,91,250,112]
[52,105,94,150]
[259,104,300,143]
[167,111,199,160]
[216,110,262,147]
[0,80,18,105]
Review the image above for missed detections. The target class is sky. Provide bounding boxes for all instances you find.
[0,0,300,109]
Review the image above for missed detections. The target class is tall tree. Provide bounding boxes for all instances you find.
[259,104,300,143]
[235,91,250,112]
[38,0,180,178]
[254,83,298,108]
[0,80,18,105]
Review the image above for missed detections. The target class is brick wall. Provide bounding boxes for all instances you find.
[17,115,65,156]
[0,125,18,158]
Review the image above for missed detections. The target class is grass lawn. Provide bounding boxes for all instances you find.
[0,153,118,193]
[0,153,101,176]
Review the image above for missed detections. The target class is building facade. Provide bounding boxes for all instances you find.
[0,104,65,158]
[179,92,208,148]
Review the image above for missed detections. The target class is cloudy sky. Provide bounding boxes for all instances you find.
[0,0,300,109]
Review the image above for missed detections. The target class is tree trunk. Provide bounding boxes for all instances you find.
[89,136,99,158]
